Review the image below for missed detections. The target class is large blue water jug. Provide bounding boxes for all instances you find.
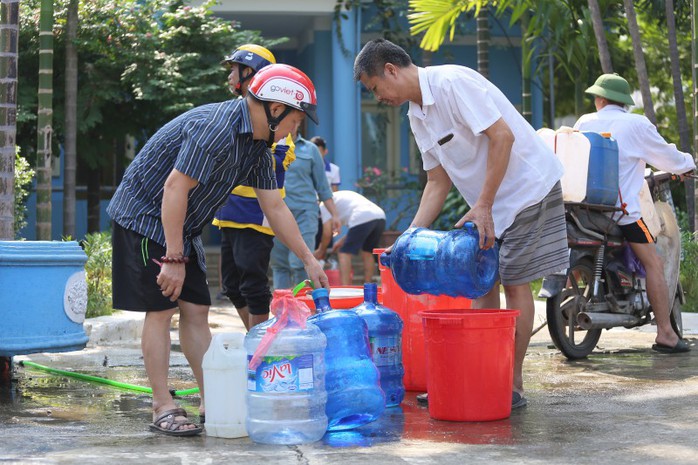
[353,283,405,407]
[380,223,499,299]
[244,293,328,444]
[582,131,619,206]
[308,288,385,431]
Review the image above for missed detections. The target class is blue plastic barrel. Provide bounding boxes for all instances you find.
[309,288,385,431]
[582,132,619,206]
[380,223,499,299]
[0,241,89,356]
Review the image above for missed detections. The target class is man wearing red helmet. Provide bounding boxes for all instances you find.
[108,63,326,437]
[214,46,340,331]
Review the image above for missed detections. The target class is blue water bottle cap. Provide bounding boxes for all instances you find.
[312,288,329,299]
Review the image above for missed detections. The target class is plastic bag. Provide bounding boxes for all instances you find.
[248,290,312,370]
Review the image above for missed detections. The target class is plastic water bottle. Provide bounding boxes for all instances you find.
[244,296,328,444]
[202,332,248,438]
[380,223,499,299]
[353,283,405,407]
[308,288,385,431]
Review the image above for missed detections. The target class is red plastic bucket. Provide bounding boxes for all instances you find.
[421,309,519,422]
[374,248,472,391]
[297,286,382,310]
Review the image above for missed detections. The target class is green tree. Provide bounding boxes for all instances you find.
[17,0,280,234]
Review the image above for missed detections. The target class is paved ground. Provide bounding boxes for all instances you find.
[2,295,698,465]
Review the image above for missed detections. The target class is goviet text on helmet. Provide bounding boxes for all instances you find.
[248,64,319,125]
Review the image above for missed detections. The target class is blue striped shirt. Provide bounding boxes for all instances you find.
[107,99,276,271]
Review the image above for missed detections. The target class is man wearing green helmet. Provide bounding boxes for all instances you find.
[575,73,696,354]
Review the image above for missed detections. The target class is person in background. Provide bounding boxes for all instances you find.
[271,125,341,289]
[213,44,295,331]
[311,136,340,250]
[354,38,569,409]
[315,190,386,285]
[574,73,695,354]
[107,64,328,437]
[311,136,341,192]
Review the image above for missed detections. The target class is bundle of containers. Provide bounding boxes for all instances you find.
[203,284,405,444]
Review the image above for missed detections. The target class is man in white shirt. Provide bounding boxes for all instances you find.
[315,190,386,285]
[354,39,569,408]
[575,73,695,354]
[354,38,569,409]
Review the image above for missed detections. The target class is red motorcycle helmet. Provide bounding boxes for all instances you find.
[248,64,319,125]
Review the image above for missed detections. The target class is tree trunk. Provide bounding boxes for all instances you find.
[693,0,698,233]
[0,0,18,240]
[35,0,54,240]
[521,11,531,123]
[664,0,693,232]
[63,0,78,238]
[476,8,489,79]
[86,164,101,234]
[623,0,657,125]
[588,0,613,73]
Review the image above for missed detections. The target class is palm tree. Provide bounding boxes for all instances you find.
[0,0,18,240]
[35,0,54,240]
[476,8,490,79]
[623,0,657,125]
[63,0,78,238]
[588,0,613,73]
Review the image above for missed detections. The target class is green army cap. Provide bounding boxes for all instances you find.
[585,73,635,106]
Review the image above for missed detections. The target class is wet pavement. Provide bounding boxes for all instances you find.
[2,298,698,465]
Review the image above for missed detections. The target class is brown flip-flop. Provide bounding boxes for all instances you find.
[149,408,203,437]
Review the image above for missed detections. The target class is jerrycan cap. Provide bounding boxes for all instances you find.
[600,132,612,138]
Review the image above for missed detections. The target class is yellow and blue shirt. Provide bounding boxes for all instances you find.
[212,134,295,236]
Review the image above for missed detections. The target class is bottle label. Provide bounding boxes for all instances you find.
[247,354,315,393]
[369,336,401,366]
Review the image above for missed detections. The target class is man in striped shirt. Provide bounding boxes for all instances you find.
[107,64,327,436]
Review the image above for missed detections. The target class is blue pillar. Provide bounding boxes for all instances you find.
[309,29,334,155]
[331,7,360,192]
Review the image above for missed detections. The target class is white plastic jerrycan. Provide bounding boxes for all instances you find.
[202,332,248,438]
[537,127,590,203]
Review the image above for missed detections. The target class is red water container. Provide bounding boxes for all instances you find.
[374,248,472,392]
[421,309,519,421]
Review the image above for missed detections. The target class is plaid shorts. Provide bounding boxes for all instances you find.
[498,182,569,285]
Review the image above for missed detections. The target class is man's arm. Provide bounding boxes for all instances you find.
[321,197,342,234]
[255,187,329,289]
[158,169,198,302]
[314,220,333,259]
[455,117,514,249]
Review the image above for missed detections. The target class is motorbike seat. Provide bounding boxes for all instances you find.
[565,203,625,243]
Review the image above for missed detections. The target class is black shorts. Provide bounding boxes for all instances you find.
[111,221,211,311]
[620,219,656,244]
[220,227,274,315]
[339,219,386,255]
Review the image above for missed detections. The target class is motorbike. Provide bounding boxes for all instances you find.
[539,170,686,359]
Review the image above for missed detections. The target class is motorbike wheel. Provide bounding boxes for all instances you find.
[546,258,602,360]
[670,285,683,339]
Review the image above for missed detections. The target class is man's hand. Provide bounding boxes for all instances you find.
[331,215,342,235]
[304,258,330,290]
[156,263,186,302]
[455,204,495,249]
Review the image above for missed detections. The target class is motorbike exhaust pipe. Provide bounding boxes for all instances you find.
[577,312,641,330]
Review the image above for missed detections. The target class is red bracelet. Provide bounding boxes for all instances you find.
[159,255,190,264]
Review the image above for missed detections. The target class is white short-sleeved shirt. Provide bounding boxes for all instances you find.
[320,190,385,228]
[408,65,564,237]
[326,162,341,187]
[574,105,695,225]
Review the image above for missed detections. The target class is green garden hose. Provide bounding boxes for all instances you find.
[19,360,200,397]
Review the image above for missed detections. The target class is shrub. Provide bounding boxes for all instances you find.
[14,149,35,239]
[81,231,113,318]
[680,231,698,312]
